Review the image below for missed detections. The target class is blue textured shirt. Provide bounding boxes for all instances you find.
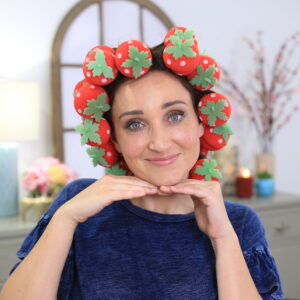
[10,178,284,299]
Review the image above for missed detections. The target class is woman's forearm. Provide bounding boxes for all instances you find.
[0,208,78,300]
[211,233,262,300]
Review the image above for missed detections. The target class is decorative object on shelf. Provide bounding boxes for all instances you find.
[219,31,300,154]
[236,168,254,198]
[255,171,275,197]
[0,81,40,217]
[219,31,300,183]
[21,157,79,221]
[21,196,54,222]
[255,152,275,177]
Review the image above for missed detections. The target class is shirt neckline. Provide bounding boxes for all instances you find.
[119,199,195,223]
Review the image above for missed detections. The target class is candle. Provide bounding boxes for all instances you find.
[236,168,253,198]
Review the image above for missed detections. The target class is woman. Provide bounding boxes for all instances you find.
[0,28,283,300]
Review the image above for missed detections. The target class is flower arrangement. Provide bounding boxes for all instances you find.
[22,157,79,198]
[219,31,300,153]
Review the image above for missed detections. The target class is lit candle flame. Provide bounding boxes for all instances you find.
[240,168,251,178]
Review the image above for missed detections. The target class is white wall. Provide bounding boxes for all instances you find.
[1,0,299,197]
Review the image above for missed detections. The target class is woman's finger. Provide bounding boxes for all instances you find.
[107,175,157,188]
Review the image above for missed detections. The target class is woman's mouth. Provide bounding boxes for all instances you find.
[146,154,180,166]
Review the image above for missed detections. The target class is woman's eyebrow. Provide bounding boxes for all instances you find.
[119,100,187,120]
[161,100,187,109]
[119,110,143,120]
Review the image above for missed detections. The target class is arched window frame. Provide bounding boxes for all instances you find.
[51,0,174,161]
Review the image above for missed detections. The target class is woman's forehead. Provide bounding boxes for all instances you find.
[113,71,192,112]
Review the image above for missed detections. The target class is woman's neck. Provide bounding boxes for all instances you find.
[130,193,194,215]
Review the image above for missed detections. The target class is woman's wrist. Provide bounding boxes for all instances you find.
[210,229,239,254]
[54,204,80,229]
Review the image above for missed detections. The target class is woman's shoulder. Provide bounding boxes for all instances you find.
[224,199,257,223]
[42,178,98,219]
[65,178,97,196]
[223,200,265,248]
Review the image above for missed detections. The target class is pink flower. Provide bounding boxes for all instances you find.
[39,182,49,195]
[23,167,48,192]
[23,157,78,197]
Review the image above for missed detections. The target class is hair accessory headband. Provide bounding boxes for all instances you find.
[73,26,234,182]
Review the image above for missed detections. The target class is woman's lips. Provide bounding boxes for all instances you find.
[146,154,179,166]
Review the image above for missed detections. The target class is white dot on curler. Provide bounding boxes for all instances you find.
[87,72,91,77]
[198,101,202,106]
[166,59,171,65]
[77,92,80,97]
[143,43,147,48]
[218,138,223,144]
[86,58,90,62]
[128,40,133,44]
[211,94,216,98]
[203,60,209,64]
[180,60,186,66]
[102,78,108,83]
[141,70,145,75]
[210,128,213,133]
[124,69,130,74]
[107,152,112,157]
[90,85,95,88]
[215,67,219,72]
[78,109,82,113]
[117,53,122,59]
[107,130,110,134]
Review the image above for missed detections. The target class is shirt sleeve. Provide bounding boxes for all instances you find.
[241,207,284,300]
[8,181,79,299]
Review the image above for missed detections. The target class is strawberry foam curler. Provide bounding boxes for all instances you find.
[189,159,222,182]
[86,140,119,168]
[162,27,199,76]
[115,40,152,79]
[197,92,231,127]
[187,55,221,90]
[73,83,110,122]
[164,26,198,47]
[83,46,118,86]
[73,79,89,97]
[75,117,111,147]
[200,123,233,151]
[106,159,133,176]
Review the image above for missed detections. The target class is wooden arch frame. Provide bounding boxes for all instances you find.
[51,0,174,161]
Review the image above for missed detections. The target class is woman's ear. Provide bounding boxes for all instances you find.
[198,123,204,138]
[111,137,122,154]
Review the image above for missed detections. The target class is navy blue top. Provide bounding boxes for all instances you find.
[10,178,284,299]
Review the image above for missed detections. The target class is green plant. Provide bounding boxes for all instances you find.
[257,171,272,179]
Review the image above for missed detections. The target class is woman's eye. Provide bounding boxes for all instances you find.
[168,111,184,123]
[126,120,143,131]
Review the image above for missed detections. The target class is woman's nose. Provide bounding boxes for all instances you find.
[147,125,172,152]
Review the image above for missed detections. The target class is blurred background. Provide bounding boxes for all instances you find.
[0,0,300,298]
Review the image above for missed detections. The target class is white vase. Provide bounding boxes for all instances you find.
[255,152,275,177]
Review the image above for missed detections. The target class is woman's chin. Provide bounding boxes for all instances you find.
[147,174,187,187]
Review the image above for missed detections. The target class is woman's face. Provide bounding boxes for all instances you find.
[111,71,204,186]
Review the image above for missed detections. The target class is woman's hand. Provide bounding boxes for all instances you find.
[58,174,158,225]
[160,180,236,241]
